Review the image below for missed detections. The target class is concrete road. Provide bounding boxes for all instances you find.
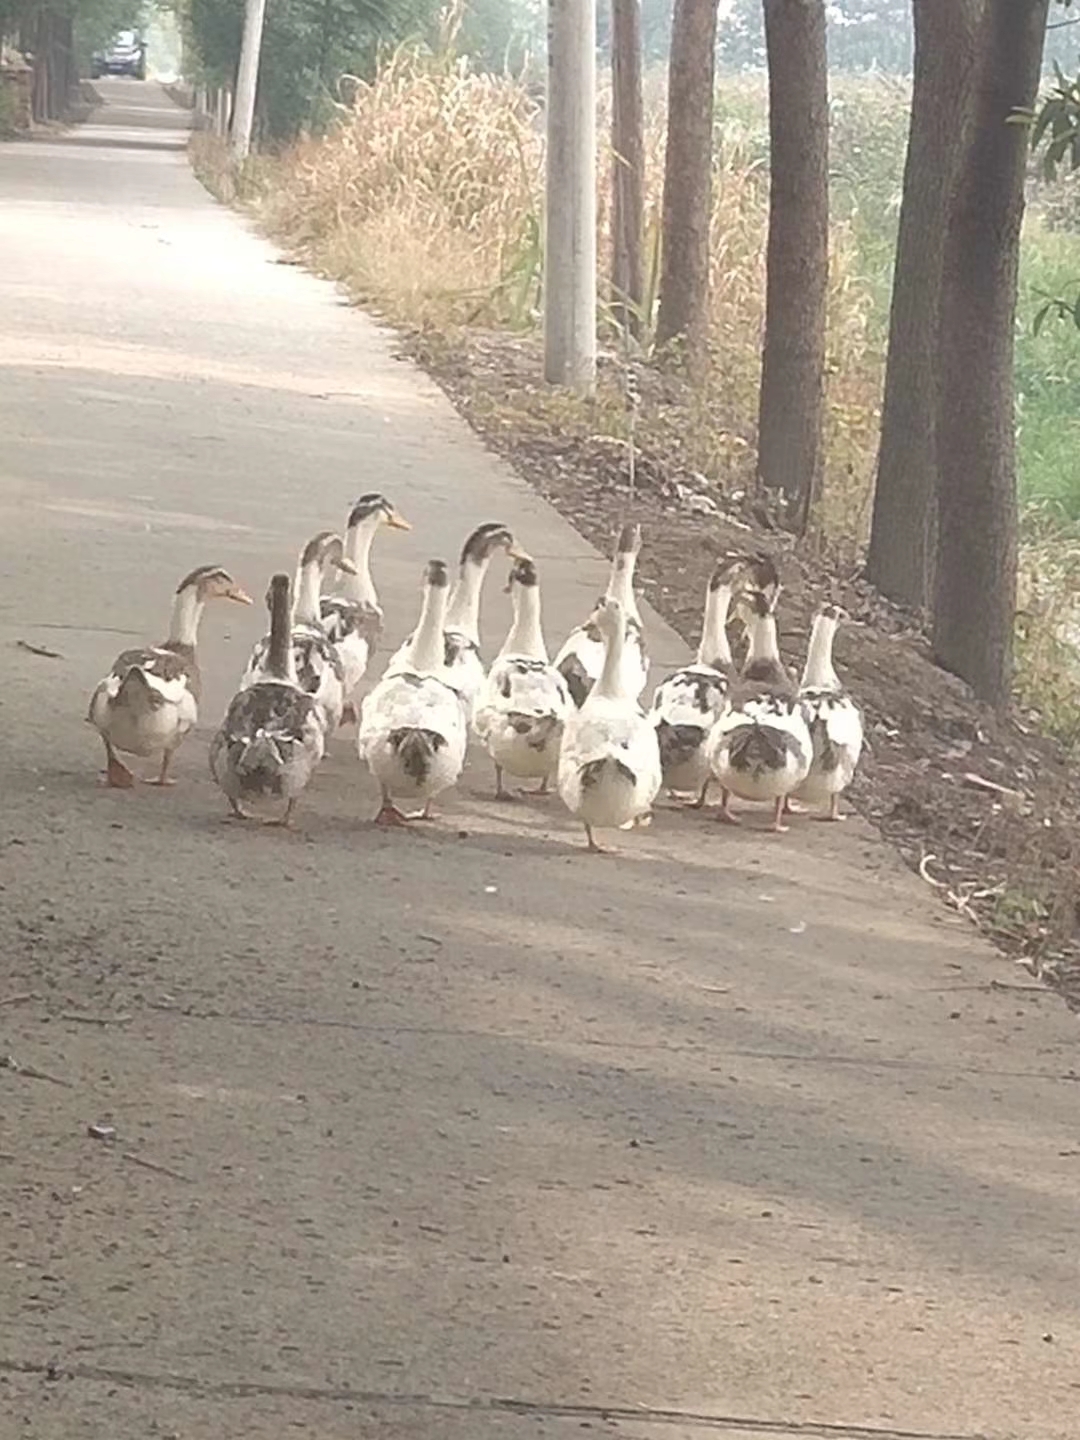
[1,82,1078,1440]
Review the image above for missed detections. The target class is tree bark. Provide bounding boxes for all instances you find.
[58,12,75,112]
[932,0,1049,708]
[611,0,645,337]
[655,0,720,361]
[757,0,829,531]
[866,0,983,612]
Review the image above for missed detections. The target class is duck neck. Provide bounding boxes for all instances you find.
[167,586,205,650]
[293,555,323,626]
[697,585,733,670]
[266,588,297,683]
[501,585,546,661]
[343,520,378,606]
[410,583,449,673]
[606,552,638,615]
[445,556,487,639]
[801,616,840,689]
[746,613,782,670]
[593,623,627,703]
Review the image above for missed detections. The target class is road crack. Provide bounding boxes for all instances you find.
[0,1358,990,1439]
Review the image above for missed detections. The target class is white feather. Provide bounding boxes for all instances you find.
[554,525,649,707]
[706,694,813,802]
[794,689,864,806]
[557,596,661,843]
[88,648,198,759]
[793,608,864,809]
[474,656,571,782]
[650,663,729,793]
[358,671,467,804]
[558,699,662,829]
[358,561,467,809]
[554,618,648,707]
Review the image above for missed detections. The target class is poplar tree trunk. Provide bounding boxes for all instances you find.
[866,0,983,611]
[932,0,1049,707]
[611,0,645,336]
[655,0,720,362]
[757,0,829,531]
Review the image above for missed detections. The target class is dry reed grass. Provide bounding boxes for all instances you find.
[259,45,543,328]
[237,41,882,541]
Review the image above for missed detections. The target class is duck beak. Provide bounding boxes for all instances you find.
[228,586,254,606]
[334,556,358,575]
[507,541,531,562]
[387,511,412,531]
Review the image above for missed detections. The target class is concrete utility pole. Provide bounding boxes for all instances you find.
[230,0,267,162]
[544,0,597,390]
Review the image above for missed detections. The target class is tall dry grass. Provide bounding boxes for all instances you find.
[259,46,543,327]
[251,46,884,545]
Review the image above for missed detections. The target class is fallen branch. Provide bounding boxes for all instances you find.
[0,993,37,1009]
[16,639,64,660]
[962,772,1026,804]
[122,1152,193,1184]
[0,1054,74,1088]
[59,1013,133,1027]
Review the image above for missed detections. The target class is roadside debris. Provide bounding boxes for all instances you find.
[16,639,64,659]
[0,1054,73,1088]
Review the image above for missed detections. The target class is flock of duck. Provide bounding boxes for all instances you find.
[86,494,864,851]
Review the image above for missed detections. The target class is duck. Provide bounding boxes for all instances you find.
[242,531,356,734]
[386,522,528,722]
[793,603,864,821]
[210,574,326,826]
[320,493,411,725]
[358,559,469,826]
[87,565,252,789]
[704,561,812,833]
[473,556,572,799]
[650,553,745,805]
[554,522,649,709]
[556,596,661,853]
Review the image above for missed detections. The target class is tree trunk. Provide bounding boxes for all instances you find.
[757,0,829,531]
[866,0,983,612]
[655,0,720,361]
[58,12,75,112]
[46,24,60,117]
[611,0,645,337]
[932,0,1049,708]
[32,8,50,122]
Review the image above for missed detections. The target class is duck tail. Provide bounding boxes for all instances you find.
[516,713,560,751]
[727,721,790,770]
[234,730,284,781]
[656,719,705,769]
[579,756,635,790]
[116,666,164,712]
[390,727,444,783]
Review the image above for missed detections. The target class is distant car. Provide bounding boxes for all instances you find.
[90,31,146,80]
